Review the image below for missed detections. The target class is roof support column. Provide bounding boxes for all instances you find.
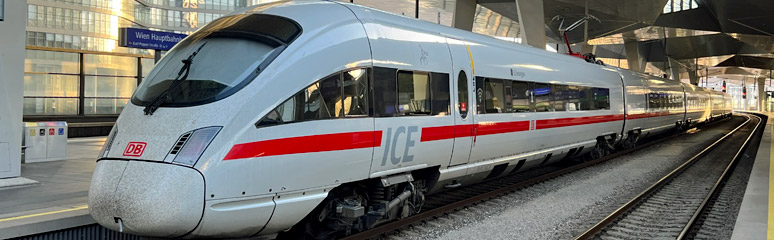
[581,44,596,55]
[515,0,546,49]
[688,68,699,85]
[668,57,682,81]
[453,0,476,31]
[623,34,647,73]
[758,77,766,112]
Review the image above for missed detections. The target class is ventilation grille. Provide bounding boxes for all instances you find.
[169,132,192,155]
[101,127,118,158]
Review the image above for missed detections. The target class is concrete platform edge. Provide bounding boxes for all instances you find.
[0,210,94,239]
[731,114,770,240]
[0,177,39,189]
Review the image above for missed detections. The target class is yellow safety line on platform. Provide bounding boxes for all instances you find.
[769,123,774,239]
[0,205,88,223]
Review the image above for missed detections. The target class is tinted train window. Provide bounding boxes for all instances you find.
[373,67,398,117]
[511,81,530,112]
[458,71,469,119]
[594,88,610,110]
[551,84,568,111]
[256,68,370,128]
[397,71,431,115]
[484,78,505,113]
[431,73,451,115]
[320,74,342,118]
[564,85,584,111]
[503,81,513,113]
[576,86,592,110]
[342,69,368,117]
[534,83,551,112]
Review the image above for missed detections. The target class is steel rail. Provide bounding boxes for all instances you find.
[342,118,732,240]
[677,114,764,239]
[572,114,755,240]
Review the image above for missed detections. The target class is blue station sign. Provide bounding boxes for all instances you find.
[118,28,187,51]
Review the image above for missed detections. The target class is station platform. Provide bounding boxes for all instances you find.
[732,112,772,240]
[0,137,105,239]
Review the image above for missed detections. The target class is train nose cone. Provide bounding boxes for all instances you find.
[89,160,205,238]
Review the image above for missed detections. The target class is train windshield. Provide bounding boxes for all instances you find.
[131,14,301,108]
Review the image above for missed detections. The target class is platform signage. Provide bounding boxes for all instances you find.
[118,28,187,51]
[58,128,64,135]
[49,128,54,136]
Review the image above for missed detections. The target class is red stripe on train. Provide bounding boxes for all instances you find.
[420,114,623,142]
[477,120,530,135]
[535,114,625,129]
[223,131,382,160]
[626,112,683,120]
[420,124,476,142]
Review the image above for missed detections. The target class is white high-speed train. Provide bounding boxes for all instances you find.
[88,1,732,239]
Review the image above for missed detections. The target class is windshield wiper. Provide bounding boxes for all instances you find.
[143,42,207,115]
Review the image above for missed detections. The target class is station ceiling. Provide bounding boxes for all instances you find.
[476,0,774,80]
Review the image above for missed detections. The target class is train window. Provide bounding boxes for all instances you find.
[132,14,302,109]
[430,72,451,115]
[277,94,302,122]
[647,93,655,109]
[577,86,593,111]
[476,77,486,114]
[594,88,610,110]
[511,81,530,112]
[565,85,584,111]
[373,67,398,117]
[551,84,568,111]
[319,74,343,118]
[301,82,327,120]
[534,83,551,112]
[484,78,505,113]
[503,81,513,113]
[458,71,469,119]
[342,68,368,117]
[397,70,431,115]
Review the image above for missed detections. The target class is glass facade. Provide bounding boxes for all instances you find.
[24,0,240,117]
[24,0,525,118]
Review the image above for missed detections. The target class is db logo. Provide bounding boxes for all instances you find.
[123,142,147,157]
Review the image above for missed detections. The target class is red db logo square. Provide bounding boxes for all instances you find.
[123,142,147,157]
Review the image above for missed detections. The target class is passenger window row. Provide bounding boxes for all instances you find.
[647,92,684,110]
[257,67,452,128]
[478,77,610,114]
[256,68,370,127]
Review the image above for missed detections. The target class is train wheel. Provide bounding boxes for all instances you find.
[620,131,640,149]
[589,136,614,159]
[278,199,338,240]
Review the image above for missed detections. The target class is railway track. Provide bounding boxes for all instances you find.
[340,117,737,240]
[573,113,764,240]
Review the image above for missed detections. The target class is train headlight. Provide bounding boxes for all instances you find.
[99,126,117,159]
[171,126,222,167]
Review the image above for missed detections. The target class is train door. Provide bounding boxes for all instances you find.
[446,38,476,167]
